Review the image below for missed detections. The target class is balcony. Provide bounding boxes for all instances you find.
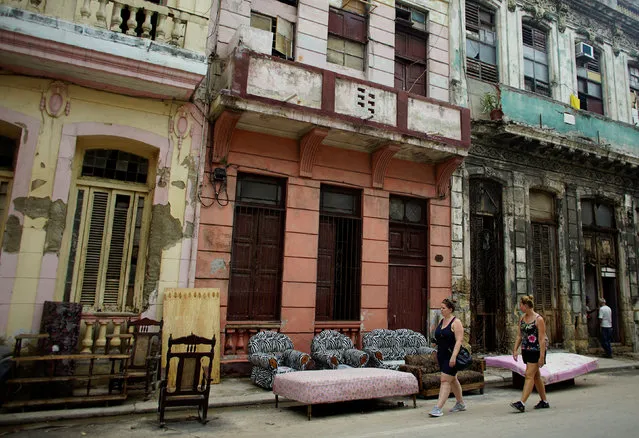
[210,40,470,168]
[0,0,208,99]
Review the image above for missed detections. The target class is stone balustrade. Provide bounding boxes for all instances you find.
[77,0,208,49]
[1,0,46,13]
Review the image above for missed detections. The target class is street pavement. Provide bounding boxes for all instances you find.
[1,368,637,437]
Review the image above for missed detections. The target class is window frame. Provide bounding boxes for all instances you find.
[465,0,499,83]
[522,23,550,97]
[577,49,604,116]
[327,7,367,71]
[57,146,155,313]
[394,2,429,96]
[249,11,295,60]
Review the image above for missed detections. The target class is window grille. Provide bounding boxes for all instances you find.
[316,185,362,321]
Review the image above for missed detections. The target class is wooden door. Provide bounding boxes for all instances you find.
[531,223,562,344]
[228,206,284,320]
[388,197,427,332]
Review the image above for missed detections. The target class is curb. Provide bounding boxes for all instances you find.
[1,363,638,427]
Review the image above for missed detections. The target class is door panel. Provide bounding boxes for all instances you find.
[388,218,427,333]
[227,208,257,320]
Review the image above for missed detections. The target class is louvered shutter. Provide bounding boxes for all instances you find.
[465,1,480,33]
[103,194,132,310]
[532,223,556,310]
[80,191,109,307]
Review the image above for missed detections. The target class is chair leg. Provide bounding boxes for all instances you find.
[307,405,312,421]
[199,402,209,424]
[275,394,278,408]
[412,394,417,408]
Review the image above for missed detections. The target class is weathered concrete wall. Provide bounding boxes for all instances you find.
[0,75,203,339]
[465,141,639,353]
[198,128,450,354]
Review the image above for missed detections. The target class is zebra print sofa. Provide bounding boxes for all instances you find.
[363,329,436,370]
[311,330,369,369]
[248,331,311,389]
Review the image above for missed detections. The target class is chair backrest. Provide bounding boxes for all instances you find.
[311,330,354,353]
[362,329,400,349]
[128,318,163,369]
[395,329,428,348]
[164,333,216,395]
[248,331,294,355]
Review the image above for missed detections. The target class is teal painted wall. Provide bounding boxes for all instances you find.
[501,88,639,157]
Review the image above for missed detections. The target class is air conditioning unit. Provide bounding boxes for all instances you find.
[576,42,595,62]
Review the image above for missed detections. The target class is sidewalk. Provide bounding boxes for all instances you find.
[1,354,638,427]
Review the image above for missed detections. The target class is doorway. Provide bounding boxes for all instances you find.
[470,179,505,352]
[388,196,427,333]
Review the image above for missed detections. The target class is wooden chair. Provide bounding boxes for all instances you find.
[126,317,163,400]
[158,333,216,427]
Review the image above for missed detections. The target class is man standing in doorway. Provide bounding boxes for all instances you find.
[598,298,613,358]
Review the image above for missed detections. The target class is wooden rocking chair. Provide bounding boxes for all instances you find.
[126,317,163,400]
[158,333,216,427]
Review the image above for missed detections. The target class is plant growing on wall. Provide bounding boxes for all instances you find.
[480,91,503,121]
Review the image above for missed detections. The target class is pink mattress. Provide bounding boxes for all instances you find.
[485,353,599,384]
[272,368,418,405]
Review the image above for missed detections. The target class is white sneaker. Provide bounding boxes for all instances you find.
[449,402,466,413]
[429,406,443,417]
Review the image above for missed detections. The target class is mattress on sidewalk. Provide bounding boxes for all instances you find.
[272,368,418,405]
[485,352,599,384]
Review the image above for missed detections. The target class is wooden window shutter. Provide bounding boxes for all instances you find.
[466,1,480,33]
[329,8,366,44]
[79,191,109,307]
[275,16,294,58]
[103,194,132,309]
[532,223,556,310]
[328,8,345,37]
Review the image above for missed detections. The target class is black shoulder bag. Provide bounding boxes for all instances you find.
[449,346,473,370]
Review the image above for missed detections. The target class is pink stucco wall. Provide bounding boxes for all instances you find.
[196,129,452,354]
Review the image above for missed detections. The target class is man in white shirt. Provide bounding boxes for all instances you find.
[598,298,613,358]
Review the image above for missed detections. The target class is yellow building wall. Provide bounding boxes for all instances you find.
[0,75,200,338]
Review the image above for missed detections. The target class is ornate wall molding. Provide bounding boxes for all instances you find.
[299,127,328,178]
[469,142,639,192]
[41,81,70,118]
[171,105,193,152]
[370,143,401,189]
[211,110,241,163]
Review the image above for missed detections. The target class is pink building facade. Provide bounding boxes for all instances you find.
[198,0,470,364]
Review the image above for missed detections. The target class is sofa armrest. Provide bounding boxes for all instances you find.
[416,346,437,355]
[343,349,369,368]
[312,351,339,369]
[398,364,423,391]
[248,352,278,370]
[469,357,485,374]
[282,349,311,370]
[362,347,384,367]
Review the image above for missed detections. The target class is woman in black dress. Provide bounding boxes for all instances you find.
[510,295,549,412]
[429,298,466,417]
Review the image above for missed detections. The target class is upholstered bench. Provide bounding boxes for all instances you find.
[272,368,419,420]
[485,352,599,387]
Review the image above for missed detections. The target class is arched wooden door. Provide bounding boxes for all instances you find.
[470,179,505,352]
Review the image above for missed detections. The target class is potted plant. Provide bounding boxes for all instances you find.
[480,91,503,120]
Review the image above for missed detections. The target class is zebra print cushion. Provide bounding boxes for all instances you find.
[310,330,369,369]
[248,331,294,355]
[363,329,434,366]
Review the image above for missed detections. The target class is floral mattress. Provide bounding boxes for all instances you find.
[272,368,418,405]
[485,352,599,384]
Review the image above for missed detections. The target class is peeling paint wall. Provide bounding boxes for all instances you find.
[0,75,204,338]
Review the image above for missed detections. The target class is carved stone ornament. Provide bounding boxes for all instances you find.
[172,105,193,151]
[508,0,517,12]
[41,81,70,118]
